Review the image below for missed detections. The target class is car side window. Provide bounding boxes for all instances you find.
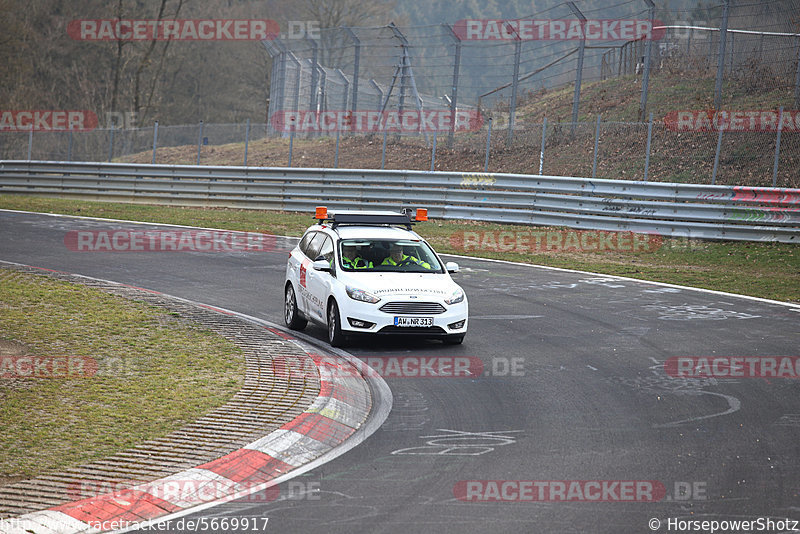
[306,232,327,260]
[317,236,334,262]
[299,232,316,257]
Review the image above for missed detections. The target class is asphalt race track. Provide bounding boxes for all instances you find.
[2,209,800,534]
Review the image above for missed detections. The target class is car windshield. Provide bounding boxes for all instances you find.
[338,239,443,273]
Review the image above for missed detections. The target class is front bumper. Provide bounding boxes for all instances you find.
[339,297,468,337]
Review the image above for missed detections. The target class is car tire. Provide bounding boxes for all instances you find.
[284,284,307,330]
[444,334,464,345]
[327,300,347,348]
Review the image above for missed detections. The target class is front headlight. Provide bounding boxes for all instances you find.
[444,288,465,305]
[346,286,381,304]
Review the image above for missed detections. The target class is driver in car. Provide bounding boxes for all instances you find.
[381,244,431,269]
[341,243,373,269]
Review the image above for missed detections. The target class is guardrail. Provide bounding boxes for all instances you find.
[1,160,799,242]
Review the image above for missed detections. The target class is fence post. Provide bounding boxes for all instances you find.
[335,129,340,168]
[729,32,735,75]
[370,79,383,111]
[261,39,285,135]
[381,129,388,170]
[567,2,586,136]
[289,52,301,113]
[639,0,655,121]
[67,131,73,161]
[151,121,158,164]
[773,106,784,187]
[644,112,654,181]
[484,118,492,172]
[26,130,33,160]
[714,0,730,110]
[794,38,800,108]
[444,24,462,148]
[539,117,547,175]
[345,28,360,116]
[243,118,250,166]
[592,114,601,178]
[196,120,204,165]
[508,26,522,145]
[288,130,294,167]
[305,34,319,113]
[711,123,723,185]
[430,132,437,172]
[108,123,115,162]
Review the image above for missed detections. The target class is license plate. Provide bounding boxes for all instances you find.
[394,317,433,327]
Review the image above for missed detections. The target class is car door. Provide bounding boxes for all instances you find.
[304,234,335,322]
[292,231,322,316]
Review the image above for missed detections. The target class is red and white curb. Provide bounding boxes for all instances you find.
[0,262,391,534]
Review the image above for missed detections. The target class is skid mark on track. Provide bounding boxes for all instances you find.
[611,361,742,428]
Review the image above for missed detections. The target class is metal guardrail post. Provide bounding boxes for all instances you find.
[644,113,654,181]
[773,106,784,187]
[484,118,492,172]
[151,121,158,164]
[539,118,547,175]
[592,114,601,179]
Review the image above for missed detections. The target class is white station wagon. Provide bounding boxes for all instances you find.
[284,208,468,347]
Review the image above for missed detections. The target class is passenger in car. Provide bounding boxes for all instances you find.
[381,244,431,269]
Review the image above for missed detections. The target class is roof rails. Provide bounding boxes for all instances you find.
[314,207,426,230]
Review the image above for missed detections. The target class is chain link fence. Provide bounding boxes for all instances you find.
[2,115,797,188]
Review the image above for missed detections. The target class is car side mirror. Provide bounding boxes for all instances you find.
[312,259,331,272]
[445,261,460,273]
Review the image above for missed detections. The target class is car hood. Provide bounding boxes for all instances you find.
[339,272,461,298]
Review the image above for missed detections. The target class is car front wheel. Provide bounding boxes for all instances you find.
[327,300,347,347]
[285,284,307,330]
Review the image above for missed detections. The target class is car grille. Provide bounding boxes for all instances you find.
[379,302,446,315]
[378,326,447,335]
